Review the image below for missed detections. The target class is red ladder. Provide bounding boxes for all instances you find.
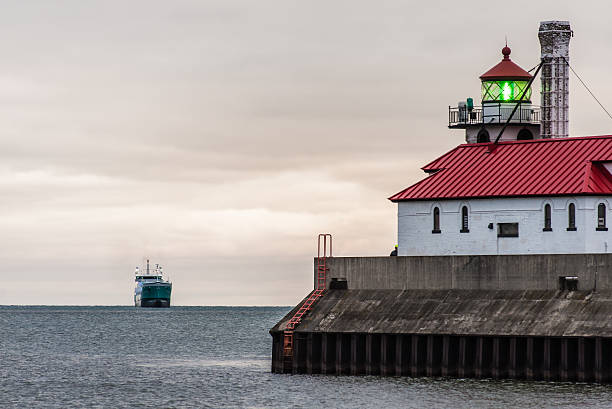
[283,234,332,357]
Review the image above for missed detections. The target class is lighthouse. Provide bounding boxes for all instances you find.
[390,22,612,257]
[272,20,612,383]
[449,46,540,143]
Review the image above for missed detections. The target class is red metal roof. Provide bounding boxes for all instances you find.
[480,47,532,80]
[389,136,612,202]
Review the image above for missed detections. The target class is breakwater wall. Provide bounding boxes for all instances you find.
[318,254,612,291]
[272,254,612,382]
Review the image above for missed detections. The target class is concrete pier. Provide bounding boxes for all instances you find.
[272,254,612,382]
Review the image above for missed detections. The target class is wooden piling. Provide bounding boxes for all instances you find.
[442,335,449,377]
[321,333,328,375]
[306,333,313,374]
[410,335,419,377]
[381,334,388,376]
[526,337,534,380]
[365,334,372,375]
[543,338,551,380]
[395,335,403,376]
[475,337,483,378]
[336,333,342,375]
[508,337,517,378]
[578,337,586,381]
[350,334,357,375]
[458,336,466,378]
[560,338,568,381]
[492,337,500,378]
[426,335,434,377]
[292,335,299,374]
[596,337,603,383]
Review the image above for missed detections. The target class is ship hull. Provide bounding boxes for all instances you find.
[134,283,172,308]
[138,298,170,308]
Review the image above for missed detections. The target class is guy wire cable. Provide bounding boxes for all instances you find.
[563,56,612,121]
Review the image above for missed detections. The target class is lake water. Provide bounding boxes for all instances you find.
[1,306,611,408]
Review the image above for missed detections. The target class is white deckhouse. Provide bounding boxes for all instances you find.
[390,21,612,256]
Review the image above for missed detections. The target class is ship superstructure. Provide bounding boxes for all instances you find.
[134,259,172,308]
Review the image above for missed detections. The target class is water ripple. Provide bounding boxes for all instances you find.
[1,306,611,408]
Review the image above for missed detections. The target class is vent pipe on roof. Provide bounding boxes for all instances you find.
[539,21,572,138]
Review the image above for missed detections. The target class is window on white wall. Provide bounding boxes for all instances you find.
[460,206,469,233]
[543,204,552,231]
[498,223,519,237]
[477,129,490,143]
[597,203,608,231]
[432,207,441,234]
[567,203,576,231]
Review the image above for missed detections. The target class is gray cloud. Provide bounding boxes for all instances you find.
[1,0,612,304]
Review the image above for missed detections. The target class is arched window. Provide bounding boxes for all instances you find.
[597,203,607,231]
[477,129,490,143]
[567,203,576,231]
[460,206,469,233]
[432,207,441,234]
[543,204,552,231]
[517,128,534,140]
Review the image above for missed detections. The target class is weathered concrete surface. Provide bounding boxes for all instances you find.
[319,254,612,291]
[272,289,612,338]
[273,254,612,380]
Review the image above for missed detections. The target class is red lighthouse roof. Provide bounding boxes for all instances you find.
[480,47,532,80]
[389,136,612,202]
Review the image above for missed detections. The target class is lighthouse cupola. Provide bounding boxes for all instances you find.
[480,46,532,105]
[449,46,541,144]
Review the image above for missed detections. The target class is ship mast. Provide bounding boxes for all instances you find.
[146,259,150,275]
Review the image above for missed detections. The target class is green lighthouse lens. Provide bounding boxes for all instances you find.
[502,82,512,101]
[482,80,531,102]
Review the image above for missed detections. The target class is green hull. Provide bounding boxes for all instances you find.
[142,284,172,300]
[136,283,172,308]
[141,298,170,308]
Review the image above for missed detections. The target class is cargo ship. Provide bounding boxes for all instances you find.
[134,259,172,308]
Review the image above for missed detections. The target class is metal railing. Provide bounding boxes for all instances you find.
[449,103,540,128]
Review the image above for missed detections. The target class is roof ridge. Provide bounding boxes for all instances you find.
[454,135,612,149]
[512,135,610,144]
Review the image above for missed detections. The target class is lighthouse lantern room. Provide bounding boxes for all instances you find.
[449,46,541,144]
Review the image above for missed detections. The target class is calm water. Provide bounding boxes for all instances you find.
[1,306,611,408]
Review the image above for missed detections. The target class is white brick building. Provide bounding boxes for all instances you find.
[390,136,612,256]
[397,196,612,256]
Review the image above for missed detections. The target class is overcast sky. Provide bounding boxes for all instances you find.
[1,1,612,305]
